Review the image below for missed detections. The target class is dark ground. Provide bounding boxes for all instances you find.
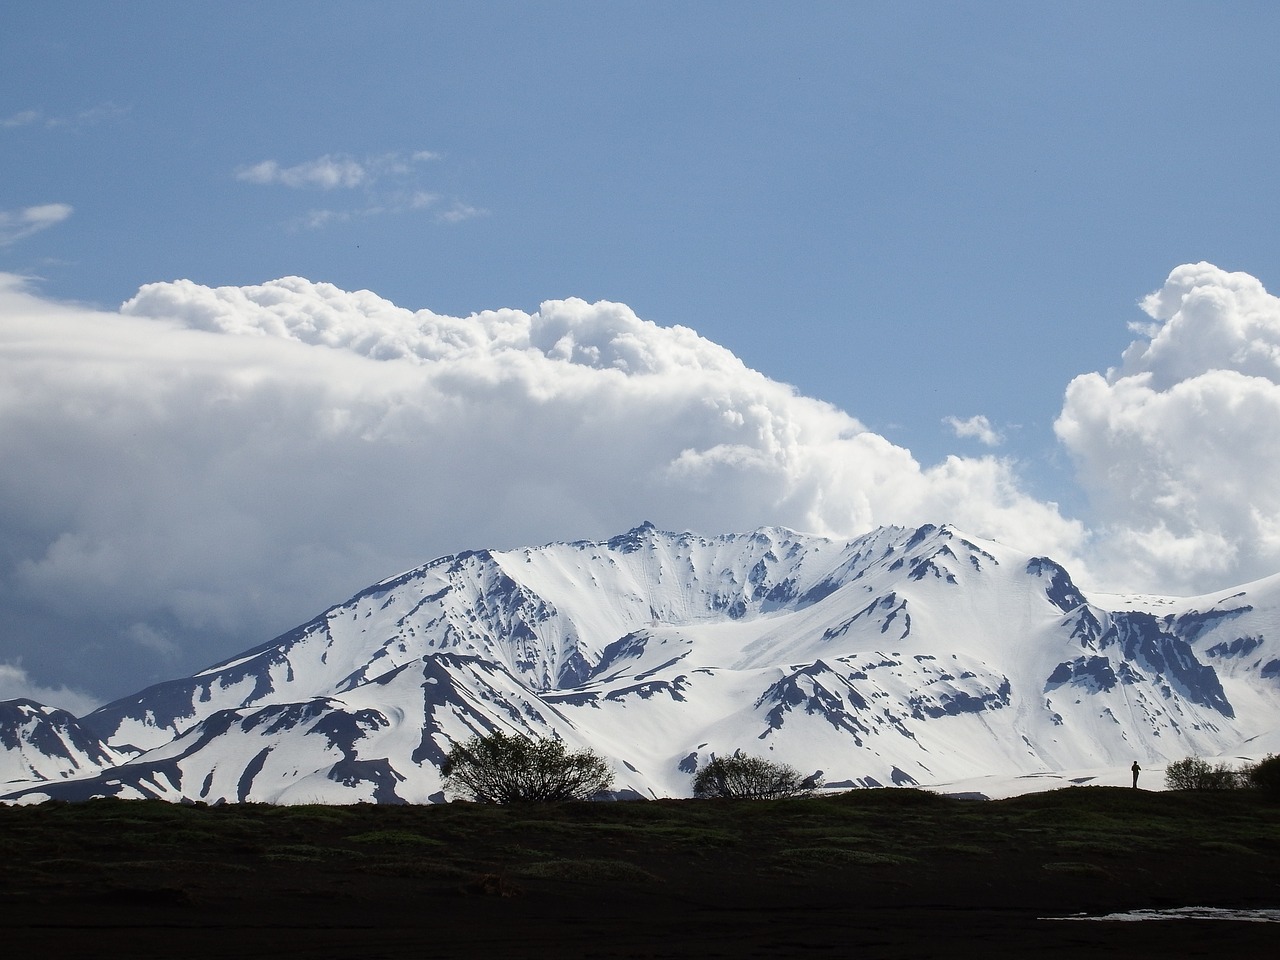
[3,787,1279,958]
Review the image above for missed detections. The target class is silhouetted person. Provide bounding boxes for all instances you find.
[1131,760,1141,788]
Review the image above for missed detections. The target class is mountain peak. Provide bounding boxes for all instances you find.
[5,522,1278,805]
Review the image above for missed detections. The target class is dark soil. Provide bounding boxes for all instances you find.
[3,786,1279,958]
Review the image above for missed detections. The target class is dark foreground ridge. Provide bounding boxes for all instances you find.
[2,787,1278,958]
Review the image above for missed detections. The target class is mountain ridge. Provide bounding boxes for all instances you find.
[3,522,1278,803]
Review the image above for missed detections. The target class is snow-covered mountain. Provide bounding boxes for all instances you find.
[3,522,1279,804]
[0,699,137,786]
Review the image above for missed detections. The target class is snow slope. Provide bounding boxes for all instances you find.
[0,699,136,787]
[3,523,1278,804]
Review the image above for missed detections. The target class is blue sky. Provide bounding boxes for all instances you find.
[4,2,1280,707]
[8,2,1275,477]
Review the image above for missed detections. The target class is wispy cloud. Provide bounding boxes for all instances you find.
[436,201,487,224]
[295,208,351,230]
[2,103,129,131]
[289,189,460,231]
[944,414,1003,447]
[236,155,369,190]
[0,203,73,246]
[235,151,438,190]
[236,150,480,227]
[1,109,41,129]
[0,662,99,715]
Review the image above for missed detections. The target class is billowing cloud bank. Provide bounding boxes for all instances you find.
[2,262,1277,707]
[0,273,1079,704]
[1057,263,1280,593]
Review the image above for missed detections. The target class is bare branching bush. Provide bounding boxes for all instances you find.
[442,731,613,803]
[1164,756,1248,790]
[692,751,821,800]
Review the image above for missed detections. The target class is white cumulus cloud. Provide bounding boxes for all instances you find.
[944,414,1003,447]
[6,263,1278,705]
[1056,262,1280,593]
[0,272,1081,704]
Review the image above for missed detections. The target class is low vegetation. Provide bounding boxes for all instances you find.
[1247,753,1280,796]
[1164,756,1249,790]
[2,784,1278,906]
[1164,754,1280,792]
[6,788,1279,958]
[691,751,820,799]
[441,731,613,803]
[1,776,1278,960]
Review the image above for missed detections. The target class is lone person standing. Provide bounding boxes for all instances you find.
[1131,760,1141,788]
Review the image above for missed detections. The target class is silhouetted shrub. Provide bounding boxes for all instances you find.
[1164,756,1246,790]
[1246,754,1280,797]
[441,731,613,803]
[692,751,820,800]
